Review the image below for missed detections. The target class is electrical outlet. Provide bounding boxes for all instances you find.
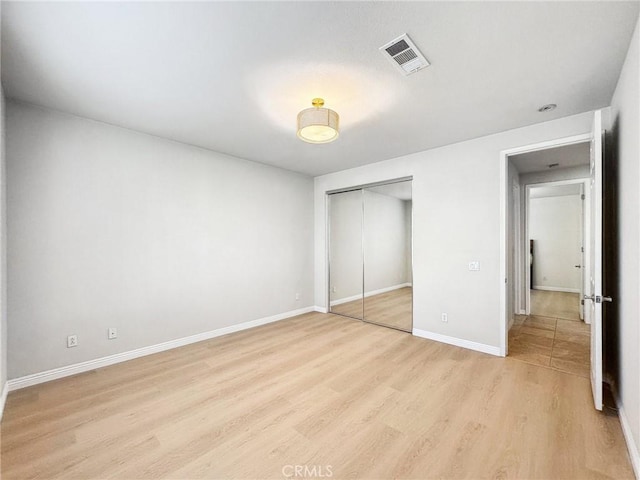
[67,335,78,348]
[469,261,480,271]
[441,313,448,323]
[108,327,117,339]
[332,286,336,293]
[295,292,300,301]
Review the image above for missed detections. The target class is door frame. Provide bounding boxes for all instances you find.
[499,133,591,356]
[523,178,590,319]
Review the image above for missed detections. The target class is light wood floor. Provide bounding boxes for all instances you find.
[531,289,581,321]
[2,312,633,479]
[330,287,412,331]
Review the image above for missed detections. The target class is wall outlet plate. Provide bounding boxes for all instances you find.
[108,327,117,339]
[67,335,78,348]
[441,313,448,323]
[469,261,480,271]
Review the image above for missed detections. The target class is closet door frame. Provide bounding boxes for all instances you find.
[326,176,413,328]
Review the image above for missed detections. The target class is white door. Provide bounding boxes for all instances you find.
[579,183,585,321]
[588,110,604,411]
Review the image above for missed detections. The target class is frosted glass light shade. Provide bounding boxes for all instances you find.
[297,106,339,144]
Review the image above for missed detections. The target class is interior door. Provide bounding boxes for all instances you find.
[587,110,604,411]
[579,183,585,321]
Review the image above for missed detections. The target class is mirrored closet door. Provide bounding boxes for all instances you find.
[328,189,364,320]
[328,180,413,332]
[363,182,413,331]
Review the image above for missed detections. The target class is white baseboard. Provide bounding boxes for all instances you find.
[0,381,8,420]
[8,306,316,392]
[330,293,362,307]
[330,283,411,306]
[533,286,580,294]
[314,306,328,313]
[617,402,640,479]
[412,328,501,357]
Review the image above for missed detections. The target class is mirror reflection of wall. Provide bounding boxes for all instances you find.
[363,183,412,331]
[329,190,363,319]
[328,180,413,332]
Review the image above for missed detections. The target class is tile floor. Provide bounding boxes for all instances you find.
[508,290,590,377]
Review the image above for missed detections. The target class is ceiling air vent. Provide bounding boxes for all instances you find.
[379,34,430,76]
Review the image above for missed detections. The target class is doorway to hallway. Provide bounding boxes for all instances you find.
[500,110,607,409]
[509,290,589,377]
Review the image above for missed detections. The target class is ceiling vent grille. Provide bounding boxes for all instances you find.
[379,34,430,76]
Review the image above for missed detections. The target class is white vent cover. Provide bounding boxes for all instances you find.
[379,34,430,76]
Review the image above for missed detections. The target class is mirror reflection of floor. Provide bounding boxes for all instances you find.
[508,290,589,377]
[330,287,412,332]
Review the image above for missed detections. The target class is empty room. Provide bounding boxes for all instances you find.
[0,1,639,479]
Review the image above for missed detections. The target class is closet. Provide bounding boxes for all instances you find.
[328,179,413,332]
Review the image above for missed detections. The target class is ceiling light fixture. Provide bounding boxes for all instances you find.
[538,103,557,112]
[297,98,339,144]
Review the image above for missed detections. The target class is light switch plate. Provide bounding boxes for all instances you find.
[469,261,480,271]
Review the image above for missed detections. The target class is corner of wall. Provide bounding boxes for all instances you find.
[0,381,7,421]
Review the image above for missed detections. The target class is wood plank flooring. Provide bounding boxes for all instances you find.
[331,287,412,331]
[2,312,633,479]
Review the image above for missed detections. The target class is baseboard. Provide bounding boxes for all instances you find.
[330,293,362,307]
[314,306,328,313]
[617,401,640,479]
[533,286,580,293]
[7,306,316,392]
[0,381,8,420]
[508,316,515,330]
[330,283,411,306]
[412,328,501,356]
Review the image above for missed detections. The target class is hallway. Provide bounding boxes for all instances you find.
[509,290,589,377]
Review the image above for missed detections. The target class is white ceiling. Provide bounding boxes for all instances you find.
[530,184,582,199]
[2,2,638,177]
[510,141,590,174]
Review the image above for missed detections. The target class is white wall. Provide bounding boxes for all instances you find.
[507,163,520,322]
[520,165,590,186]
[0,0,7,404]
[515,166,590,312]
[329,189,411,304]
[529,194,582,291]
[363,190,410,292]
[1,90,6,392]
[315,111,595,349]
[329,190,363,303]
[7,101,314,379]
[404,200,413,285]
[610,12,640,474]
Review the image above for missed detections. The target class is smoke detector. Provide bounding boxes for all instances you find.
[379,34,430,76]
